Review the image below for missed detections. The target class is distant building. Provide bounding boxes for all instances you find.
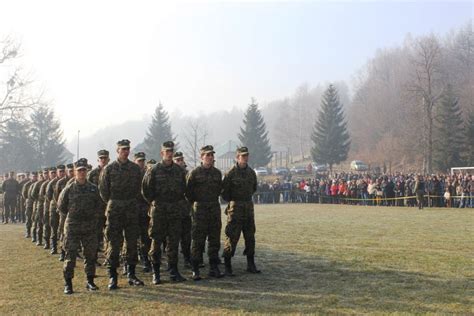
[214,140,239,172]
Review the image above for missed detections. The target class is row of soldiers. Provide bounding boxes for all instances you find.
[5,139,261,295]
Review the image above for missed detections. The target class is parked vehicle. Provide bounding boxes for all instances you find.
[272,167,289,176]
[350,160,369,171]
[255,167,269,176]
[290,166,308,175]
[311,162,329,173]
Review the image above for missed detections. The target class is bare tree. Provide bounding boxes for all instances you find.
[0,37,45,130]
[183,119,209,168]
[408,34,444,173]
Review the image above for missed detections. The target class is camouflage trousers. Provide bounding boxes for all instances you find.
[138,203,151,261]
[3,197,16,222]
[223,201,256,258]
[178,200,192,260]
[63,221,98,279]
[17,197,26,223]
[148,201,182,265]
[43,202,51,244]
[191,201,221,263]
[50,205,60,244]
[59,213,66,250]
[104,199,139,268]
[25,199,34,234]
[33,202,44,242]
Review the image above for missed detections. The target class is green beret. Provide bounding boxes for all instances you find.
[173,151,184,159]
[74,158,88,170]
[98,149,109,158]
[161,141,174,151]
[134,152,146,161]
[117,139,131,149]
[200,145,215,155]
[236,146,249,155]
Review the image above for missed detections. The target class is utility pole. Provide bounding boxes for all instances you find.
[77,130,80,160]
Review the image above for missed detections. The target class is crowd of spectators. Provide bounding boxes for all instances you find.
[254,172,474,208]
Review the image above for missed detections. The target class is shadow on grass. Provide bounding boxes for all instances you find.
[94,245,473,314]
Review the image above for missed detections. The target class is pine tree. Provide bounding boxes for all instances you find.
[311,84,350,171]
[143,102,174,158]
[0,119,37,172]
[238,98,272,168]
[465,111,474,166]
[30,105,67,168]
[433,85,465,171]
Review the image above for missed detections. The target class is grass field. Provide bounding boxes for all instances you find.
[0,204,472,315]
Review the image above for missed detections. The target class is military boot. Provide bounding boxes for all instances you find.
[86,275,99,291]
[25,227,31,238]
[224,257,235,277]
[64,278,73,295]
[59,249,65,262]
[51,238,58,255]
[127,265,145,286]
[191,261,201,281]
[36,231,43,246]
[108,267,118,290]
[43,240,50,250]
[246,255,261,274]
[208,258,224,278]
[152,263,161,285]
[31,230,37,243]
[169,264,186,282]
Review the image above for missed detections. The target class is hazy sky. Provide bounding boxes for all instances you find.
[1,0,472,142]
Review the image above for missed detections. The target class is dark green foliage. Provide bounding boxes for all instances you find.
[238,99,272,168]
[30,106,67,168]
[143,103,174,158]
[311,85,350,171]
[433,85,465,171]
[0,119,37,171]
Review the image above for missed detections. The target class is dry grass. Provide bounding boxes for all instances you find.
[0,204,472,315]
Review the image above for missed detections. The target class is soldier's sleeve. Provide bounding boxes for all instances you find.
[30,183,38,199]
[142,167,157,204]
[99,166,111,203]
[221,169,232,203]
[185,170,196,204]
[46,181,54,202]
[57,185,70,215]
[251,170,257,194]
[22,183,29,199]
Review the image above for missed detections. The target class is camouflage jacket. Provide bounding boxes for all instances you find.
[221,163,257,202]
[57,179,101,224]
[142,161,186,204]
[186,165,222,203]
[99,159,141,202]
[29,179,47,201]
[54,176,71,203]
[87,166,103,186]
[2,178,20,199]
[22,180,36,200]
[46,177,61,208]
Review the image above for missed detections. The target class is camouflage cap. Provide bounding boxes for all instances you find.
[66,163,74,169]
[43,167,50,172]
[134,152,146,161]
[147,159,157,165]
[173,151,184,159]
[57,165,66,171]
[162,141,174,151]
[200,145,215,155]
[31,171,38,176]
[236,146,249,155]
[49,167,57,172]
[97,149,109,158]
[74,158,88,170]
[117,139,131,149]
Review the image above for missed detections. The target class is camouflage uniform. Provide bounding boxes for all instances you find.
[87,150,109,251]
[2,175,20,223]
[47,166,64,254]
[42,168,56,249]
[54,165,74,260]
[18,176,29,223]
[22,175,37,238]
[30,171,48,245]
[142,141,187,283]
[222,147,261,274]
[100,158,141,267]
[186,160,223,268]
[57,178,101,280]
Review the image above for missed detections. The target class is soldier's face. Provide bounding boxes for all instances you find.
[237,154,249,165]
[161,150,173,162]
[32,175,38,181]
[117,147,130,160]
[98,156,109,167]
[75,168,87,181]
[174,158,185,168]
[67,169,74,177]
[202,153,214,167]
[58,170,65,178]
[135,159,145,169]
